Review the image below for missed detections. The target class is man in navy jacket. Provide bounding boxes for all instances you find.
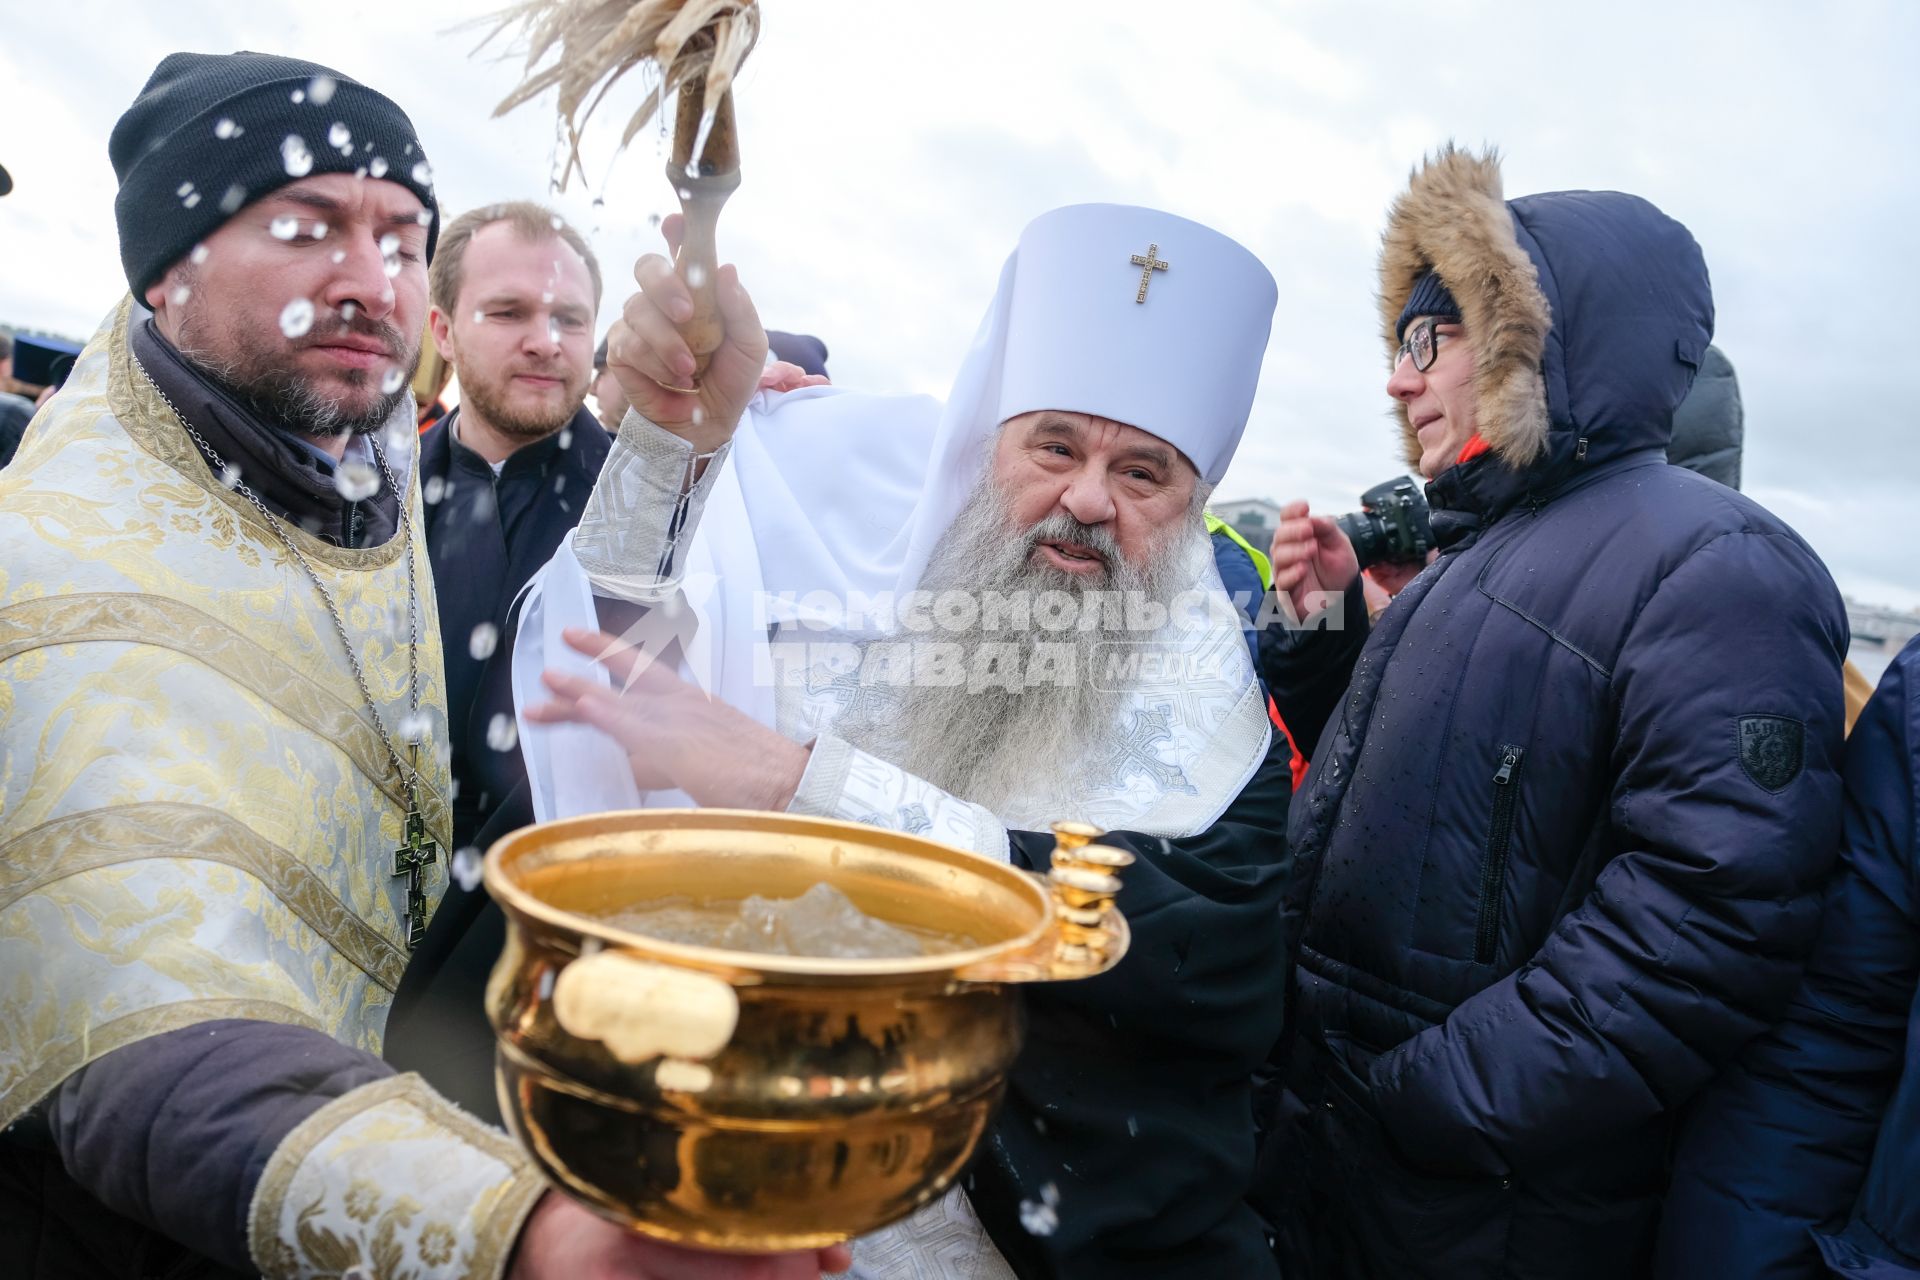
[1257,146,1850,1277]
[1656,636,1920,1279]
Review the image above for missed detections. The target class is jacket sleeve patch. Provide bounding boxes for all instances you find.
[1736,715,1805,792]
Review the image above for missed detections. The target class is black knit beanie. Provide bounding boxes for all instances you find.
[1396,269,1463,341]
[110,51,439,296]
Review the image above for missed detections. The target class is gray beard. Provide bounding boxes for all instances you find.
[834,478,1207,816]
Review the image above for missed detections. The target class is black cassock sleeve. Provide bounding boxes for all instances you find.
[9,1020,392,1275]
[1256,577,1369,764]
[969,726,1293,1280]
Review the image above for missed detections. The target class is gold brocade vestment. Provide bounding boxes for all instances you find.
[0,299,543,1278]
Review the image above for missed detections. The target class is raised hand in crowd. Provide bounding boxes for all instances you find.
[604,212,768,453]
[1267,498,1360,620]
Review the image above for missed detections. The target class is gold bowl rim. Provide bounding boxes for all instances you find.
[483,807,1056,982]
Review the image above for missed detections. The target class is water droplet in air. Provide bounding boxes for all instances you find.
[340,301,358,322]
[1019,1184,1061,1236]
[330,249,347,264]
[190,244,210,265]
[311,222,328,240]
[398,711,431,743]
[368,156,388,178]
[177,181,194,198]
[424,475,446,504]
[334,459,380,501]
[169,284,192,306]
[381,366,407,394]
[307,75,337,106]
[379,424,412,464]
[452,846,483,891]
[415,209,433,226]
[558,429,572,449]
[1126,1115,1139,1137]
[219,185,247,213]
[218,463,242,489]
[214,117,240,139]
[328,122,351,150]
[289,89,306,104]
[278,298,315,338]
[469,623,499,660]
[540,290,553,304]
[182,192,200,208]
[549,214,564,231]
[410,160,433,186]
[472,310,486,324]
[685,263,707,289]
[270,215,300,240]
[486,714,518,752]
[281,135,314,177]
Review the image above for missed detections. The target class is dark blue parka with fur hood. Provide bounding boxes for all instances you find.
[1264,148,1850,1278]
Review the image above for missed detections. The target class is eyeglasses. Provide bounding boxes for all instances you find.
[1394,316,1449,373]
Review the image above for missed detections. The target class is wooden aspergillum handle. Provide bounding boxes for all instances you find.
[669,83,740,380]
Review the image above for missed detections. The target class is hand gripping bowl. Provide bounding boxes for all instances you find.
[484,808,1133,1250]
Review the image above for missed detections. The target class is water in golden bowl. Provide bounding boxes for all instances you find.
[484,808,1130,1251]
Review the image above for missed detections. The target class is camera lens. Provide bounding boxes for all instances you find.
[1335,510,1389,570]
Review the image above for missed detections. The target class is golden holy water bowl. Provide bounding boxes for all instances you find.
[484,808,1132,1251]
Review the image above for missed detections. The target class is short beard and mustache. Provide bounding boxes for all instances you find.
[171,275,417,440]
[835,475,1209,816]
[455,350,588,443]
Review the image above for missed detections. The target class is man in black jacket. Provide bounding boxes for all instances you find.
[414,201,612,854]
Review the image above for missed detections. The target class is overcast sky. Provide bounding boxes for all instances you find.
[3,0,1914,607]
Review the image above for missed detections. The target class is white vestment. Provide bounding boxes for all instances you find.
[511,203,1277,1271]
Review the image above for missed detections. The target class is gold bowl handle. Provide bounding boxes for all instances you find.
[954,822,1134,984]
[551,950,741,1066]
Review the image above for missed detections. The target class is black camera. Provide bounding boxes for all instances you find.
[1334,477,1434,570]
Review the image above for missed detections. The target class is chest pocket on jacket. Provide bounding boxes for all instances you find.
[1474,745,1527,965]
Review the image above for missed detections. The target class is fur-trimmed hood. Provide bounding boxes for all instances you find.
[1378,146,1714,483]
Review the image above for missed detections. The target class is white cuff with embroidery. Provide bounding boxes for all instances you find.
[787,734,1011,862]
[571,407,731,603]
[247,1074,546,1280]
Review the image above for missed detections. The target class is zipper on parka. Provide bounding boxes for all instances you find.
[1473,745,1527,965]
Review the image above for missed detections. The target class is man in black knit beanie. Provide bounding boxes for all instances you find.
[0,49,845,1280]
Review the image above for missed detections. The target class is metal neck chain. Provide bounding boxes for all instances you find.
[137,361,426,804]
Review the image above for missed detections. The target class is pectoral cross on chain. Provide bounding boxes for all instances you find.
[391,766,438,948]
[1129,243,1169,303]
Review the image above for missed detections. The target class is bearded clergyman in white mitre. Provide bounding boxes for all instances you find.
[407,203,1299,1279]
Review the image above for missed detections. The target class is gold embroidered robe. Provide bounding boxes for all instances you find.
[0,299,543,1277]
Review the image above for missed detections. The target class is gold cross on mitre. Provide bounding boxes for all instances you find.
[1129,243,1169,303]
[392,802,439,948]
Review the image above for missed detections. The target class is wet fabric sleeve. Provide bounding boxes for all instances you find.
[1653,646,1919,1280]
[1256,576,1369,762]
[44,1019,392,1274]
[570,408,730,603]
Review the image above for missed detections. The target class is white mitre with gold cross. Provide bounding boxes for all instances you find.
[517,202,1279,839]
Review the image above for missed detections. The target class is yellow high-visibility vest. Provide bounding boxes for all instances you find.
[1205,511,1273,592]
